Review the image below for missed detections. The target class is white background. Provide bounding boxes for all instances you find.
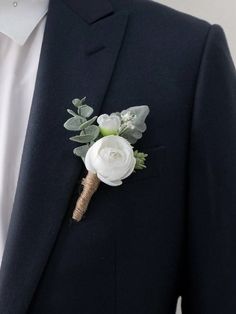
[154,1,236,313]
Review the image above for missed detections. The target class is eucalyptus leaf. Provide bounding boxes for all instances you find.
[63,116,86,131]
[77,115,98,130]
[69,134,96,143]
[89,140,95,147]
[82,125,100,139]
[72,97,86,108]
[67,109,78,117]
[83,124,99,133]
[72,98,81,107]
[79,105,94,118]
[73,144,89,159]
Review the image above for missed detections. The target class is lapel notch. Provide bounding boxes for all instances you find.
[64,0,114,24]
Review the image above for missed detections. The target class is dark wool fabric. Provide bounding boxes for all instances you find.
[0,0,236,313]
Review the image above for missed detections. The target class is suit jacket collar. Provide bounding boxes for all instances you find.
[65,0,114,24]
[0,0,129,312]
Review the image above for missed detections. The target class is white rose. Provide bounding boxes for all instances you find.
[97,114,121,136]
[85,135,136,186]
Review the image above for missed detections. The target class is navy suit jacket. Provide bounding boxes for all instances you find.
[0,0,236,313]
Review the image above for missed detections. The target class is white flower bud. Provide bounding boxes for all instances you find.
[97,114,121,136]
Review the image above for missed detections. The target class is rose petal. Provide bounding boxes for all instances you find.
[97,172,122,186]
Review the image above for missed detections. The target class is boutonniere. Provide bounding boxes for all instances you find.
[64,97,150,222]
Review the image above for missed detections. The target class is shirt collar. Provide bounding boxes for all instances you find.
[0,0,49,46]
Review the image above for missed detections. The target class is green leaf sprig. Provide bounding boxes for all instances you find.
[133,150,148,170]
[63,97,101,161]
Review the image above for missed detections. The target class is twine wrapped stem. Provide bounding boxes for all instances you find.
[72,171,100,222]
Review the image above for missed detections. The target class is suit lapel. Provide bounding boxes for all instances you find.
[0,0,129,312]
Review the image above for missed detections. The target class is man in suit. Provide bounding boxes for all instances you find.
[0,0,235,313]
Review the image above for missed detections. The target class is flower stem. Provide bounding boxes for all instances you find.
[72,171,100,222]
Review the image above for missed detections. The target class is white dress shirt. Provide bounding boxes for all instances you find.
[0,0,49,266]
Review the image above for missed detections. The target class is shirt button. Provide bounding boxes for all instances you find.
[12,1,18,7]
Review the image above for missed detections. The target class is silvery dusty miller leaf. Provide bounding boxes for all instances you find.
[121,105,150,144]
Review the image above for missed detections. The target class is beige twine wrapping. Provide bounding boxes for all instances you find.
[72,171,101,222]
